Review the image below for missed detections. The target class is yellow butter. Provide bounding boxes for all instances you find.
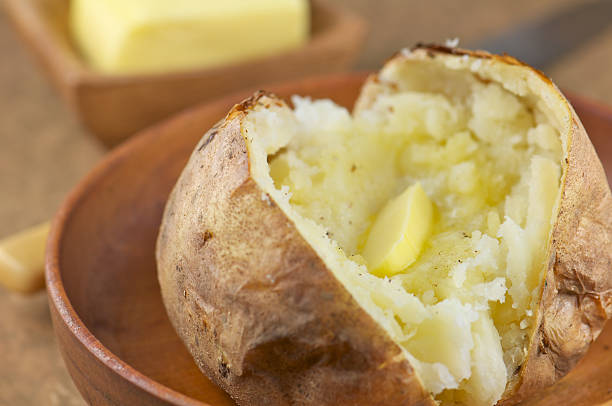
[0,222,50,294]
[70,0,310,74]
[362,183,434,276]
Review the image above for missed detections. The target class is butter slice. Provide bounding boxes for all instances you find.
[70,0,310,74]
[362,183,434,277]
[0,222,50,294]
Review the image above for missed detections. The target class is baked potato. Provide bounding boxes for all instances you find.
[156,44,612,406]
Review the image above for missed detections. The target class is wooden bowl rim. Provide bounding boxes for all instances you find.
[44,67,612,404]
[44,106,211,406]
[44,71,370,406]
[2,0,367,87]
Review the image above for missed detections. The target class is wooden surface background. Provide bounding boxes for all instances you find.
[1,0,612,404]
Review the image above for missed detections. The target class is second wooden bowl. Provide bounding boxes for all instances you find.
[3,0,366,146]
[45,72,612,405]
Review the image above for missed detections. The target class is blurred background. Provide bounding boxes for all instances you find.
[3,0,612,237]
[1,0,611,404]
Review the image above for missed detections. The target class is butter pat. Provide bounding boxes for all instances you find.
[362,183,434,277]
[70,0,310,74]
[0,222,50,294]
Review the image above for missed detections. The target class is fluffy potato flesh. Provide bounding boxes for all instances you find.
[244,58,564,405]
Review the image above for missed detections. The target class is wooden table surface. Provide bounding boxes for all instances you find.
[1,0,611,404]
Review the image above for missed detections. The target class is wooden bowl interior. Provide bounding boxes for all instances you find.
[56,73,365,405]
[54,72,612,405]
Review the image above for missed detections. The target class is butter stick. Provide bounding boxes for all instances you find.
[70,0,310,74]
[0,222,50,294]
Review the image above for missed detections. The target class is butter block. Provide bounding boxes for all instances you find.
[362,183,434,277]
[0,222,50,293]
[70,0,310,74]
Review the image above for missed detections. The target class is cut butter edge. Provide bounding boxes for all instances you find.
[362,183,434,277]
[0,221,50,294]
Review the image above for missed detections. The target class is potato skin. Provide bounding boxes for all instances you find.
[436,45,611,405]
[357,45,612,404]
[501,99,612,404]
[157,46,612,405]
[156,95,434,406]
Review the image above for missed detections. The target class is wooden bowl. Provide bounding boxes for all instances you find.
[46,73,612,406]
[2,0,366,146]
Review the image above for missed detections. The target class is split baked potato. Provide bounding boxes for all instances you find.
[156,45,612,406]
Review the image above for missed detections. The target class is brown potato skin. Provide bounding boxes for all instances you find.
[156,95,434,406]
[157,46,612,405]
[499,104,612,405]
[423,45,612,405]
[357,45,612,404]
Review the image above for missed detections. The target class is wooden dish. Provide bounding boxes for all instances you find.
[46,72,612,406]
[2,0,366,146]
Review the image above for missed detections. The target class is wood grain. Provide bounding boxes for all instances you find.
[1,1,612,405]
[46,73,612,406]
[45,73,365,406]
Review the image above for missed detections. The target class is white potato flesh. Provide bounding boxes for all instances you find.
[245,58,563,405]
